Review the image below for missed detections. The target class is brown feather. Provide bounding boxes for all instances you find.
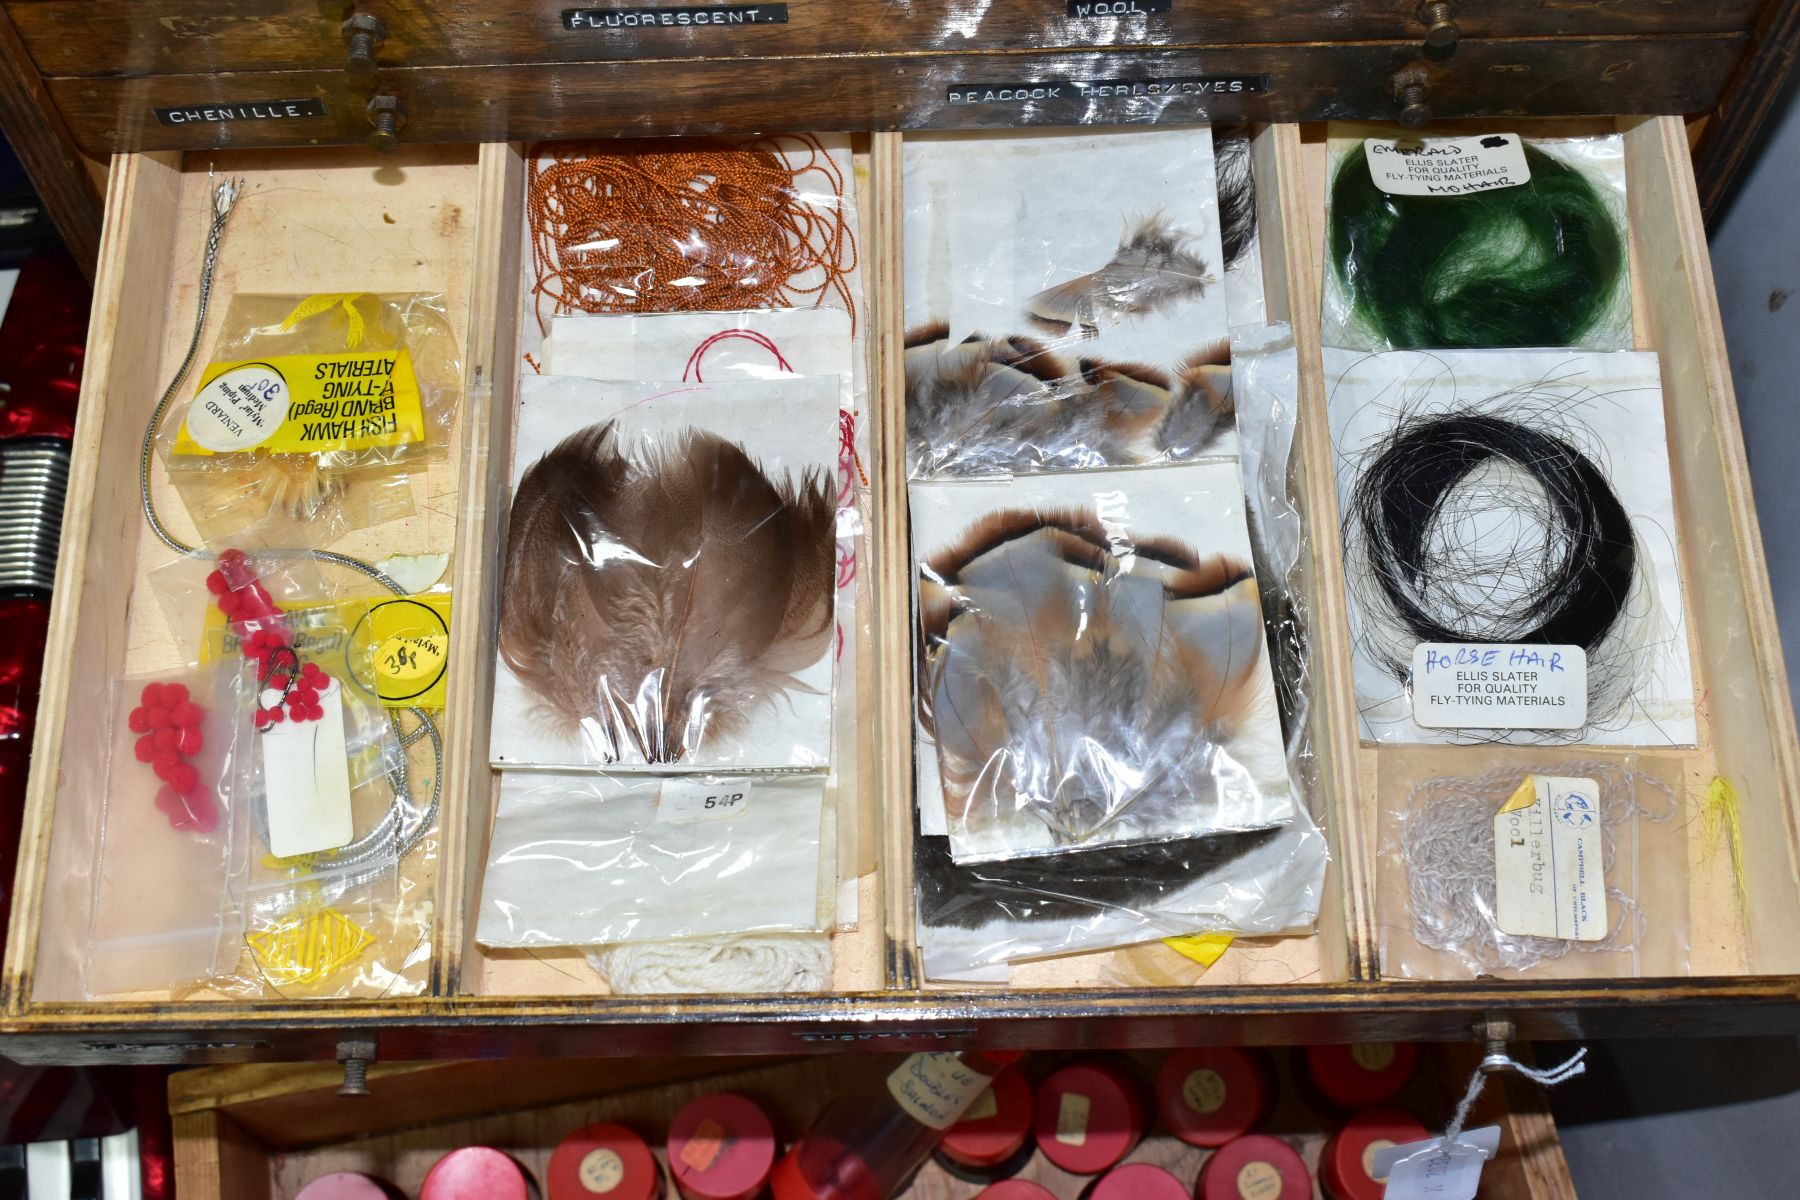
[499,420,835,763]
[917,507,1267,852]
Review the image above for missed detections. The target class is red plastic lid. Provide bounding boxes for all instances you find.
[1091,1162,1190,1200]
[768,1140,879,1200]
[1304,1043,1420,1111]
[1198,1135,1310,1200]
[420,1148,531,1200]
[1320,1108,1432,1200]
[548,1123,659,1200]
[974,1184,1057,1200]
[1156,1047,1272,1148]
[668,1093,777,1200]
[940,1068,1034,1168]
[295,1175,392,1200]
[1031,1061,1146,1175]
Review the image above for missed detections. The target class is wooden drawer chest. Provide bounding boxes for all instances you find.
[1,4,1797,1070]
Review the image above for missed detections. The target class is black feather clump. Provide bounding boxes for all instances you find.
[913,810,1283,930]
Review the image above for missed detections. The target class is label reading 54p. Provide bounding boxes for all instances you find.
[1365,133,1530,196]
[1411,643,1586,730]
[1494,775,1607,942]
[657,777,754,824]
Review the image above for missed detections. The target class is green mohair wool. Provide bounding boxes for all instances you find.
[1330,142,1625,350]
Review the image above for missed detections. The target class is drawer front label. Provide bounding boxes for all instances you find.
[946,75,1269,107]
[154,99,326,126]
[1069,0,1173,14]
[564,5,788,29]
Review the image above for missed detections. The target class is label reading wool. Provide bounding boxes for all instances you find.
[1054,1092,1091,1146]
[946,74,1268,107]
[1494,775,1607,941]
[657,778,754,825]
[1365,133,1531,196]
[174,351,425,455]
[1068,0,1172,14]
[1411,643,1586,730]
[885,1053,997,1130]
[563,5,787,29]
[1373,1127,1500,1199]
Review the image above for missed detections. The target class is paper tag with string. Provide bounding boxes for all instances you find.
[1373,1126,1500,1200]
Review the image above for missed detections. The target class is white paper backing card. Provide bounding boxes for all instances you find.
[490,374,842,771]
[1326,347,1696,746]
[476,770,829,946]
[903,126,1236,457]
[909,460,1296,862]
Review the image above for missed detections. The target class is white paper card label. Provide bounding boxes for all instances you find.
[260,679,355,857]
[657,777,754,825]
[1373,1126,1501,1199]
[1411,643,1586,730]
[1365,133,1530,196]
[1494,776,1607,941]
[885,1053,996,1130]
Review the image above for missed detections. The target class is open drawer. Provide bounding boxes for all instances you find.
[5,117,1800,1065]
[169,1047,1577,1198]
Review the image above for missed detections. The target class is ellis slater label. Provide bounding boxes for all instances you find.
[563,5,788,28]
[947,75,1268,107]
[154,99,325,126]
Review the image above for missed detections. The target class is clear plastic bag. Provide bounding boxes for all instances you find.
[915,808,1328,981]
[478,771,833,947]
[911,462,1296,865]
[1378,748,1689,979]
[491,374,842,771]
[911,321,1329,981]
[902,126,1237,478]
[162,292,461,549]
[1324,346,1695,747]
[1321,124,1632,352]
[85,664,254,996]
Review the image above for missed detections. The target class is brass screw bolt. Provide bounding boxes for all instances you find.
[1393,67,1433,129]
[366,92,407,154]
[1419,1,1461,50]
[342,13,389,84]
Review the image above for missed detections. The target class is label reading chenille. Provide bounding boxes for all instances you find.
[946,74,1268,107]
[1068,0,1173,14]
[154,99,326,126]
[563,5,787,29]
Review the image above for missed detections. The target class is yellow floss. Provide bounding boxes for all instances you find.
[1162,932,1234,967]
[1702,775,1750,920]
[278,292,367,348]
[247,908,375,986]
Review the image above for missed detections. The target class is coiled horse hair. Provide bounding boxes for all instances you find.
[1343,409,1650,735]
